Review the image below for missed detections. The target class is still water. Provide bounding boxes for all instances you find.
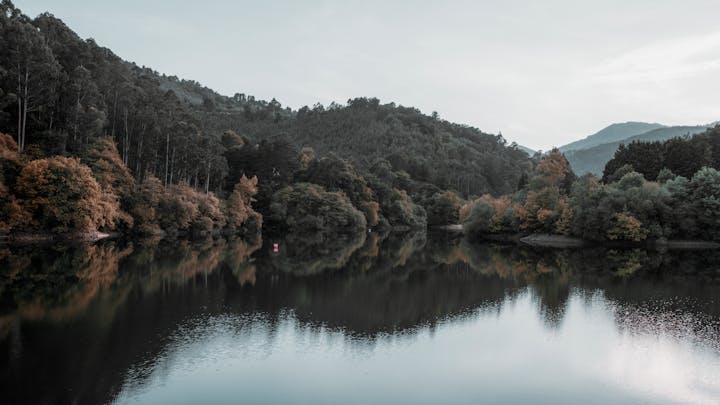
[1,231,720,404]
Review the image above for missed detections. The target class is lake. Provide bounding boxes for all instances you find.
[1,231,720,404]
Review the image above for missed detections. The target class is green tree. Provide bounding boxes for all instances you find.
[269,183,367,233]
[426,191,462,226]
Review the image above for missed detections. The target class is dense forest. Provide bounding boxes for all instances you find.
[462,125,720,243]
[0,0,533,238]
[602,126,720,182]
[563,124,713,175]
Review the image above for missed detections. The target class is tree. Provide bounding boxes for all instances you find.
[1,14,61,152]
[607,211,649,241]
[426,191,461,226]
[688,167,720,239]
[67,65,106,148]
[226,175,262,233]
[82,137,135,204]
[15,156,120,232]
[130,174,163,235]
[269,183,367,233]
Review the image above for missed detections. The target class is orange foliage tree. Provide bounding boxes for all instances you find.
[0,133,27,232]
[15,157,122,233]
[226,175,263,232]
[82,137,135,201]
[519,150,576,233]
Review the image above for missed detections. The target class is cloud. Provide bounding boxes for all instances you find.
[589,31,720,83]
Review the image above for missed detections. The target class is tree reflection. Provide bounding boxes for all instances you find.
[1,234,720,405]
[267,231,366,275]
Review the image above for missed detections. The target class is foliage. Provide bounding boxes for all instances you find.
[82,137,135,202]
[14,157,119,232]
[460,151,720,242]
[606,212,649,242]
[603,126,720,182]
[129,175,164,235]
[269,183,367,234]
[156,183,225,235]
[226,175,263,233]
[426,191,462,226]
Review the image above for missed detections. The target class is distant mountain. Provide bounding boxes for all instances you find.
[559,122,666,153]
[564,124,714,175]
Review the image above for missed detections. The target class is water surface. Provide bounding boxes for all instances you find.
[1,232,719,404]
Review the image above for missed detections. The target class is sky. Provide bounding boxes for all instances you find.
[14,0,720,150]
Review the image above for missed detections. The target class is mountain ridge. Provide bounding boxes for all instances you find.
[564,123,715,175]
[559,122,666,153]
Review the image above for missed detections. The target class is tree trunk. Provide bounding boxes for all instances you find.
[205,162,211,194]
[73,96,79,144]
[16,65,21,151]
[123,109,129,165]
[169,147,175,185]
[111,90,118,138]
[136,131,144,175]
[20,69,29,153]
[164,132,170,186]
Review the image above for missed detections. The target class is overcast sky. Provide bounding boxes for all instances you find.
[14,0,720,150]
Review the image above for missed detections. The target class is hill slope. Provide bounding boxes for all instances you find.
[559,122,666,153]
[0,1,533,202]
[565,124,714,175]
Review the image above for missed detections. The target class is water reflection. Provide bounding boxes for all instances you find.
[0,232,719,404]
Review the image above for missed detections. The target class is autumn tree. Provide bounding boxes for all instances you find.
[519,150,576,232]
[15,156,121,232]
[226,175,263,233]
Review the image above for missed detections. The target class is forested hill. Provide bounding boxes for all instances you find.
[565,124,714,175]
[602,125,720,182]
[259,100,532,197]
[0,1,532,204]
[559,122,666,152]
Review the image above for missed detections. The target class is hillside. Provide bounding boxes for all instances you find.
[0,0,534,230]
[602,125,720,181]
[565,124,713,175]
[559,122,665,153]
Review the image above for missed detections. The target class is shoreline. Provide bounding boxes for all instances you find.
[432,225,720,250]
[5,231,114,244]
[5,227,720,251]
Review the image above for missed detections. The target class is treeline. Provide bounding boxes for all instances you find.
[603,126,720,181]
[223,135,433,233]
[463,126,720,242]
[0,133,261,237]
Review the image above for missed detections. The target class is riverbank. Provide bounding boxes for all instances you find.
[433,225,720,250]
[6,225,720,251]
[4,231,115,244]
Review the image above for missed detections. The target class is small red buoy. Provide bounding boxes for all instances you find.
[273,243,279,252]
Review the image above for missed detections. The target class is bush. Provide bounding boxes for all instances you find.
[269,183,367,233]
